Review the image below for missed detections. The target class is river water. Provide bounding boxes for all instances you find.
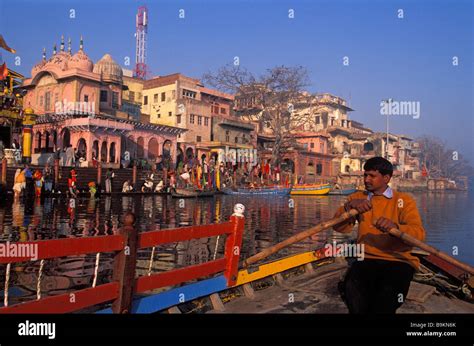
[0,190,472,307]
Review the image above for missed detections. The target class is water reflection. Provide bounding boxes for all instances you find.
[0,190,472,306]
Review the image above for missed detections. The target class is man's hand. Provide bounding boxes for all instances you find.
[374,217,398,233]
[344,199,372,214]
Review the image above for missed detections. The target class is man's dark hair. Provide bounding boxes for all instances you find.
[363,157,393,177]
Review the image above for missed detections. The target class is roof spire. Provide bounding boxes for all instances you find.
[60,35,65,51]
[79,35,83,51]
[42,47,46,61]
[68,37,72,53]
[53,43,57,55]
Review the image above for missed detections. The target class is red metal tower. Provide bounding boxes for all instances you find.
[134,6,149,79]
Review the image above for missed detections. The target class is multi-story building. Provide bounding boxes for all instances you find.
[142,73,255,162]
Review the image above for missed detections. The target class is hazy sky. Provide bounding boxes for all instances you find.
[1,0,472,162]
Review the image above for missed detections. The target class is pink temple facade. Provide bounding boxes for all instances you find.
[21,37,184,167]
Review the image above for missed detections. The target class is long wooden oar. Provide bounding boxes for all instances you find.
[243,208,474,277]
[381,226,474,275]
[243,208,359,267]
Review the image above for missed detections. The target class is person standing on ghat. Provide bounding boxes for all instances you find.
[105,168,114,193]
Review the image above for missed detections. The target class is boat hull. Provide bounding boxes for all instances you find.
[328,188,357,195]
[222,187,291,196]
[171,188,215,198]
[290,184,332,195]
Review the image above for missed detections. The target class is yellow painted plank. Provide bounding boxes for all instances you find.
[290,188,331,195]
[233,250,328,287]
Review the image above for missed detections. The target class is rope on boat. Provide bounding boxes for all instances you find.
[213,236,220,260]
[37,259,45,300]
[414,265,472,300]
[92,253,101,288]
[4,263,11,307]
[148,247,156,276]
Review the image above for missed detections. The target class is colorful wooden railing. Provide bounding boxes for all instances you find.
[0,204,245,314]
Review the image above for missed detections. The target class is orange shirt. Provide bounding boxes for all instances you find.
[334,189,426,269]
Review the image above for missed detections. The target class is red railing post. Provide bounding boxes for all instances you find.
[112,212,139,313]
[223,204,245,287]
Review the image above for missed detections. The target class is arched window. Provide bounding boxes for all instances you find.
[109,142,116,163]
[148,138,159,159]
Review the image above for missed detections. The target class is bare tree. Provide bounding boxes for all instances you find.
[203,64,312,166]
[417,135,473,179]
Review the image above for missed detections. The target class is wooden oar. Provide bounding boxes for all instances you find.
[243,208,360,267]
[381,226,474,275]
[244,208,474,277]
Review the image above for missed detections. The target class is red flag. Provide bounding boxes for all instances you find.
[0,62,8,81]
[0,35,16,53]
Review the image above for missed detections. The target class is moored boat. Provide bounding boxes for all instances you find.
[290,183,332,195]
[328,185,357,195]
[222,186,291,196]
[171,187,215,198]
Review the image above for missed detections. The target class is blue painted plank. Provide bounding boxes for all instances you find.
[95,275,228,314]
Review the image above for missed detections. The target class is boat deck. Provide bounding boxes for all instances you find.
[208,260,474,314]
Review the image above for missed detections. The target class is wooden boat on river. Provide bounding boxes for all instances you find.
[222,186,291,196]
[290,183,332,195]
[328,184,358,195]
[171,187,215,198]
[0,204,471,315]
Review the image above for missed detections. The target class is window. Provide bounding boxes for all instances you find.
[320,143,324,151]
[161,92,166,102]
[182,89,196,99]
[44,91,51,111]
[40,95,44,106]
[129,91,135,102]
[316,164,323,175]
[169,111,172,117]
[198,116,202,125]
[220,107,226,114]
[310,142,314,148]
[315,116,320,124]
[196,136,201,142]
[157,113,161,118]
[154,94,158,103]
[84,95,89,102]
[143,95,148,105]
[100,90,108,102]
[112,92,119,109]
[225,131,230,142]
[235,137,238,143]
[177,114,181,124]
[204,117,209,126]
[190,114,195,124]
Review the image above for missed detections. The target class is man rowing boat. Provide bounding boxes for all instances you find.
[333,157,426,313]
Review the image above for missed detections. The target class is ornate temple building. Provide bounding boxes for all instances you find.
[21,36,185,167]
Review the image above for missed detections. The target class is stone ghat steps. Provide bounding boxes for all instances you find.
[1,165,165,192]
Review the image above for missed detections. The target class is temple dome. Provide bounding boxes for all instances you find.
[44,51,71,71]
[93,54,123,83]
[68,50,94,72]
